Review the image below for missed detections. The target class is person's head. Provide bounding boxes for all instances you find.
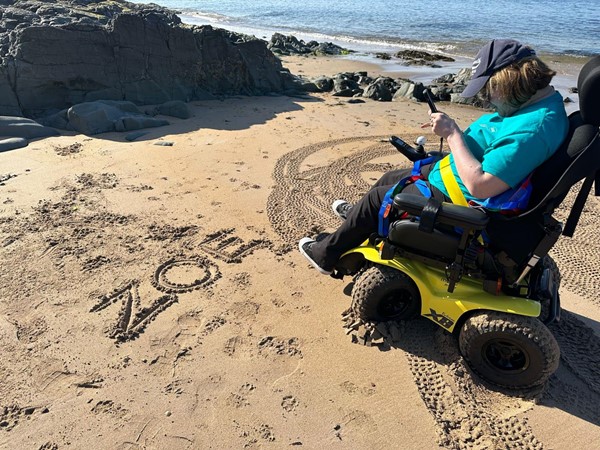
[462,39,556,113]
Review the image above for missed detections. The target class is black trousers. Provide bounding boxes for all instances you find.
[310,166,446,271]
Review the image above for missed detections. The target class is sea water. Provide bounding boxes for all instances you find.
[136,0,598,57]
[136,0,599,109]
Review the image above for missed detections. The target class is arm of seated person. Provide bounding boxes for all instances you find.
[430,112,510,199]
[445,130,510,198]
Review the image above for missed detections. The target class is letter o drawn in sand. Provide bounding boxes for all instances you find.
[153,256,221,294]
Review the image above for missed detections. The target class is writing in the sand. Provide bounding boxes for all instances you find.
[89,228,271,343]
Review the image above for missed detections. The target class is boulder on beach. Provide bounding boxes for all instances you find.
[313,77,334,92]
[395,50,455,67]
[0,116,59,139]
[66,101,169,135]
[157,101,193,120]
[0,137,28,153]
[302,64,492,107]
[0,115,55,153]
[362,78,395,101]
[290,47,485,106]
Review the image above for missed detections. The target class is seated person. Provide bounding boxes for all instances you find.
[299,39,569,275]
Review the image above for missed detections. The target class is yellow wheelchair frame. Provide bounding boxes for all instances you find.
[343,241,541,333]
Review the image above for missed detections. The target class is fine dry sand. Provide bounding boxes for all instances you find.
[1,55,599,450]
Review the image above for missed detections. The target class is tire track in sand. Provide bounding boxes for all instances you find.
[268,135,394,244]
[269,136,600,449]
[551,190,600,307]
[404,322,544,450]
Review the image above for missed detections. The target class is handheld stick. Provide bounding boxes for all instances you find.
[425,89,437,113]
[425,89,443,151]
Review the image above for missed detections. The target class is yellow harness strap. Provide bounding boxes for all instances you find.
[438,155,485,245]
[439,155,468,207]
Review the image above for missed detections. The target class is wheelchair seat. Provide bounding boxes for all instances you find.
[389,55,600,289]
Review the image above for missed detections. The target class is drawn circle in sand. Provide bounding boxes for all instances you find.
[153,257,221,293]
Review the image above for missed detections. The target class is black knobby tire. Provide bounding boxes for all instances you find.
[459,311,560,388]
[538,255,561,322]
[542,255,561,284]
[533,255,561,323]
[351,265,421,322]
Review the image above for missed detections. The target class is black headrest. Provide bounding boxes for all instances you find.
[578,55,600,126]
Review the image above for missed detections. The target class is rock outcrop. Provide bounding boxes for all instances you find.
[375,49,456,68]
[268,33,353,56]
[0,0,294,118]
[302,70,490,108]
[64,100,170,135]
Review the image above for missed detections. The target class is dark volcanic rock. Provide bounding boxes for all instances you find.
[395,50,455,62]
[157,100,192,119]
[0,137,28,152]
[395,50,455,68]
[0,116,59,138]
[306,66,491,109]
[313,76,334,92]
[375,52,392,60]
[268,33,353,56]
[0,0,292,118]
[362,77,396,101]
[65,101,169,135]
[331,73,363,97]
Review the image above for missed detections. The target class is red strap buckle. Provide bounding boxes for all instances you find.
[383,203,392,219]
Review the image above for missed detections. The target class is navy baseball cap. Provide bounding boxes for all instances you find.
[461,39,536,98]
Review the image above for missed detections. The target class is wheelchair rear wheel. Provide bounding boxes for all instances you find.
[351,265,421,322]
[459,311,560,388]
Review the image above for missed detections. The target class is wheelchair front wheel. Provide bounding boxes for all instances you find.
[459,311,560,389]
[351,265,421,322]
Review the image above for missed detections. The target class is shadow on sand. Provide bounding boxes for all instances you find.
[39,94,323,146]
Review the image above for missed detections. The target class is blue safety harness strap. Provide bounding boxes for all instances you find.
[378,156,437,237]
[468,173,533,214]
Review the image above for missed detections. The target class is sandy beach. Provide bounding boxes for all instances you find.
[1,55,599,450]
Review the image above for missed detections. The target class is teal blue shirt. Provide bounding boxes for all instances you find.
[428,91,568,202]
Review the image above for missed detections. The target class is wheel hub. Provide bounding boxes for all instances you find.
[377,290,413,320]
[483,339,529,372]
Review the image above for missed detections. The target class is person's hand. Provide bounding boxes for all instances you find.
[420,111,461,140]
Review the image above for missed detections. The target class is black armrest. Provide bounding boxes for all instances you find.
[393,193,489,230]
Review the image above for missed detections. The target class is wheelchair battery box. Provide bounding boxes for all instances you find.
[393,193,489,230]
[388,220,459,260]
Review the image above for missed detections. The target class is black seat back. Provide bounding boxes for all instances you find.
[528,113,598,210]
[486,55,600,265]
[527,55,600,213]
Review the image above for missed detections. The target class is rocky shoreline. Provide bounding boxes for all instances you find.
[0,1,480,120]
[0,0,575,151]
[268,33,354,57]
[295,68,485,107]
[266,33,480,106]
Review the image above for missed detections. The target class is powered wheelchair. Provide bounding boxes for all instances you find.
[333,55,600,389]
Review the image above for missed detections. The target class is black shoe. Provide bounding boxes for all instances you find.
[298,237,332,275]
[332,200,353,220]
